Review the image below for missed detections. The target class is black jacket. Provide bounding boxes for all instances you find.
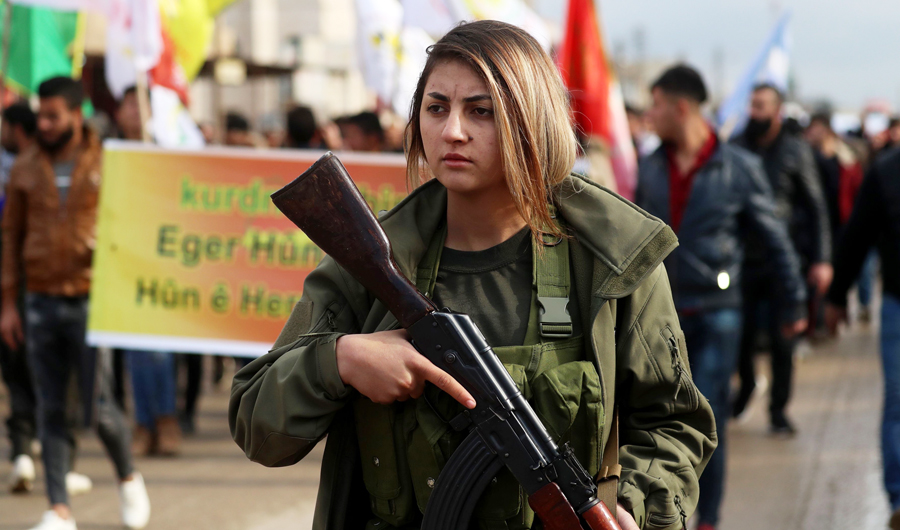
[735,129,832,272]
[827,147,900,306]
[636,142,806,317]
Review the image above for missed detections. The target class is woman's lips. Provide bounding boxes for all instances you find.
[442,154,472,167]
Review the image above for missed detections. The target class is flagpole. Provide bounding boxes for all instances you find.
[136,70,152,142]
[0,0,12,137]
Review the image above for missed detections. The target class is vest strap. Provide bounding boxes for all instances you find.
[534,210,573,338]
[595,409,620,518]
[417,214,574,342]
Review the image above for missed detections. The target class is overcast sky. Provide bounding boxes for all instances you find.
[534,0,900,111]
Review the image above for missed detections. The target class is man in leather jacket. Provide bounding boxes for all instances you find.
[636,65,806,530]
[733,84,833,435]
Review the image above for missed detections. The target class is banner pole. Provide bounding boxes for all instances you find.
[0,0,12,135]
[136,69,152,142]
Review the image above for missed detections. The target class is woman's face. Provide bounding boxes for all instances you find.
[419,60,504,195]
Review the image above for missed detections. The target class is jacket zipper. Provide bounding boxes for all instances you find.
[664,332,685,401]
[294,309,338,344]
[675,495,687,529]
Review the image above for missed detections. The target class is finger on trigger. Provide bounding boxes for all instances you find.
[419,360,475,409]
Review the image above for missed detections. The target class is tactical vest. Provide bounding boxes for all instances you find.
[353,222,605,530]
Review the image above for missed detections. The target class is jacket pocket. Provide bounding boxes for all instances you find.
[354,399,417,527]
[529,360,604,477]
[644,468,694,530]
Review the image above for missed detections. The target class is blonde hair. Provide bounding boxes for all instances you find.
[405,20,577,241]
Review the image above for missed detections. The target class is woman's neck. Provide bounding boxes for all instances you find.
[444,185,527,251]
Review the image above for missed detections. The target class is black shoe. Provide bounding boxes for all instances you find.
[770,411,797,436]
[178,412,196,436]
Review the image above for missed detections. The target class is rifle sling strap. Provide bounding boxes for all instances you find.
[595,409,621,518]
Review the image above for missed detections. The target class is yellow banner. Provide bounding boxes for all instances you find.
[87,142,408,356]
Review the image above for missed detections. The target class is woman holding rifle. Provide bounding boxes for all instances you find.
[230,20,715,530]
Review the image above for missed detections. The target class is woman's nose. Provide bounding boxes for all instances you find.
[441,112,467,143]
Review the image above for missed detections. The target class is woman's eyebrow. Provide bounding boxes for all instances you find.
[426,92,492,103]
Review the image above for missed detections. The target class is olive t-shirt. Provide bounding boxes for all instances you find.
[431,228,534,347]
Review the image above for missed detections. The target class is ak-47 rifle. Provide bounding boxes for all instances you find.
[271,152,621,530]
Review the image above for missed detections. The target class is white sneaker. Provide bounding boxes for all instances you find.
[119,472,150,529]
[10,454,36,493]
[28,510,77,530]
[735,374,769,426]
[65,472,93,496]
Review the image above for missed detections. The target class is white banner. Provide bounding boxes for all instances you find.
[104,0,163,99]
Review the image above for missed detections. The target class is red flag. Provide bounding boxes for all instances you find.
[149,24,190,106]
[557,0,637,199]
[557,0,610,141]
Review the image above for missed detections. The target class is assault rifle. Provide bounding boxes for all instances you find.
[271,153,621,530]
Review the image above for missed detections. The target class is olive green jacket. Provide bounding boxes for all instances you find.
[229,174,716,530]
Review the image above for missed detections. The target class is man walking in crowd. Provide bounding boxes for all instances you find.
[732,83,833,434]
[1,102,39,492]
[636,65,807,530]
[805,113,872,322]
[0,77,150,530]
[825,146,900,530]
[1,102,94,498]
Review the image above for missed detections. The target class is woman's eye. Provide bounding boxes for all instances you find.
[473,107,493,117]
[427,104,445,114]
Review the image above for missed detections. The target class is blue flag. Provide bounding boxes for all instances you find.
[718,11,792,139]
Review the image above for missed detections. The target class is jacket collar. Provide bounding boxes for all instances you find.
[31,125,101,168]
[647,140,727,172]
[379,174,677,299]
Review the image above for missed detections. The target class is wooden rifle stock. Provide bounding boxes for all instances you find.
[530,483,620,530]
[270,152,436,327]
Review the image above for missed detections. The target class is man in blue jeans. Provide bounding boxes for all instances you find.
[636,65,807,530]
[0,77,150,530]
[826,147,900,529]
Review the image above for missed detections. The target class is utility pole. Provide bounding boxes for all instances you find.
[633,26,646,106]
[712,46,725,106]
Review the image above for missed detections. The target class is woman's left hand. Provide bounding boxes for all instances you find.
[616,503,640,530]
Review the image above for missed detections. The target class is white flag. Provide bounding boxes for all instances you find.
[400,0,455,38]
[443,0,551,49]
[393,26,432,117]
[9,0,108,12]
[150,86,205,149]
[354,0,403,105]
[105,0,163,100]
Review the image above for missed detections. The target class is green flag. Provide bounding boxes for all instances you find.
[0,2,80,95]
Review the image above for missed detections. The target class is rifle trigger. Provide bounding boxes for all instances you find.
[449,411,472,432]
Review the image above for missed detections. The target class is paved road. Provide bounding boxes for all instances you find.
[0,319,891,530]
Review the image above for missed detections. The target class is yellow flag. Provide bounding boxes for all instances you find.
[158,0,238,82]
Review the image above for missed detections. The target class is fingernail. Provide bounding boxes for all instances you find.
[465,399,476,409]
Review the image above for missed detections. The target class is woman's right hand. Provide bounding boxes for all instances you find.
[335,329,476,409]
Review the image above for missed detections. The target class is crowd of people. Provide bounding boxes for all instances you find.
[0,50,898,530]
[629,65,900,530]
